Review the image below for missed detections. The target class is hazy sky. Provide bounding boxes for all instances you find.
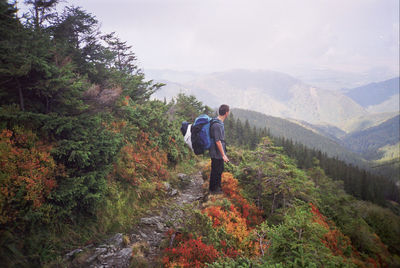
[26,0,400,75]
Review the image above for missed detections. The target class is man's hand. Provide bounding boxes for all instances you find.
[216,140,229,162]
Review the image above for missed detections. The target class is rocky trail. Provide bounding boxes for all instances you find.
[64,172,206,267]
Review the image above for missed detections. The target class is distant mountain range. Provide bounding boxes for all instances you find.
[343,77,399,113]
[289,67,396,91]
[342,115,400,161]
[232,108,399,180]
[150,69,398,133]
[149,69,399,178]
[231,108,368,167]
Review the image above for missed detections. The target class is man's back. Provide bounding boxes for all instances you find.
[209,104,230,194]
[209,118,225,159]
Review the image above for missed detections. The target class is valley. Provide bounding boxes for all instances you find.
[151,69,399,180]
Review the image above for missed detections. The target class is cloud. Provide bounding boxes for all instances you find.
[54,0,400,75]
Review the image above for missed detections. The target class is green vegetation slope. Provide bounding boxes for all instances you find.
[231,108,368,166]
[0,1,399,267]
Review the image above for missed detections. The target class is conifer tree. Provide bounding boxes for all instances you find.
[235,118,243,146]
[102,32,138,74]
[0,1,28,110]
[24,0,59,30]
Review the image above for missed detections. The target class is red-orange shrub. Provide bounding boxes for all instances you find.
[162,233,220,268]
[163,172,264,267]
[310,203,391,267]
[113,131,168,185]
[0,129,58,224]
[310,203,354,256]
[221,173,263,226]
[203,205,249,243]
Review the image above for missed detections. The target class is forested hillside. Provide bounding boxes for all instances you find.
[0,1,399,267]
[340,115,400,181]
[342,115,400,161]
[230,108,367,166]
[0,1,195,265]
[224,113,399,206]
[231,108,399,181]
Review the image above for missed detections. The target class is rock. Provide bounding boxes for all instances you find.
[177,173,188,181]
[163,182,171,191]
[106,233,124,248]
[141,216,162,226]
[86,247,107,263]
[169,188,178,196]
[99,247,132,268]
[162,181,179,196]
[156,221,165,232]
[140,216,165,232]
[177,173,192,189]
[65,248,83,260]
[139,231,148,239]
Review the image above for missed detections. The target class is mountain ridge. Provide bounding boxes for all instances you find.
[342,114,400,161]
[153,69,374,129]
[230,108,368,167]
[343,77,399,109]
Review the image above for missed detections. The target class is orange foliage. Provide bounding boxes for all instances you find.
[0,129,59,224]
[113,131,168,185]
[203,205,250,244]
[202,203,262,257]
[163,172,264,267]
[221,173,263,226]
[102,119,127,134]
[121,95,130,106]
[162,232,220,268]
[201,172,264,256]
[310,203,390,267]
[201,167,262,226]
[310,203,354,256]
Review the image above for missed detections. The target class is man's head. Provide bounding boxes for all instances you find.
[219,104,230,118]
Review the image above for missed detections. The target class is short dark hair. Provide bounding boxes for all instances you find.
[219,104,230,116]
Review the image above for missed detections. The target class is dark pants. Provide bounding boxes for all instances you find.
[210,158,224,192]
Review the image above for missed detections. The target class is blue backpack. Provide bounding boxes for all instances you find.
[191,114,218,155]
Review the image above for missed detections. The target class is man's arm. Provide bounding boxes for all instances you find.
[216,140,229,162]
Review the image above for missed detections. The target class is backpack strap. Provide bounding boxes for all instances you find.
[209,118,220,139]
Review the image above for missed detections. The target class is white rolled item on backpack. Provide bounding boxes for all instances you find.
[184,124,193,151]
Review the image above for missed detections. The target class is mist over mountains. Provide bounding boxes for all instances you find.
[150,69,398,132]
[288,67,397,92]
[344,77,400,113]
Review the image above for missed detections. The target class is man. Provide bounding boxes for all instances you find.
[209,104,230,194]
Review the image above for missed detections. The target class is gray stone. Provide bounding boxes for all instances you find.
[102,247,132,267]
[65,248,83,259]
[163,182,171,191]
[177,173,188,181]
[139,231,148,239]
[169,189,178,196]
[156,221,164,232]
[141,216,162,226]
[86,247,107,263]
[106,233,124,248]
